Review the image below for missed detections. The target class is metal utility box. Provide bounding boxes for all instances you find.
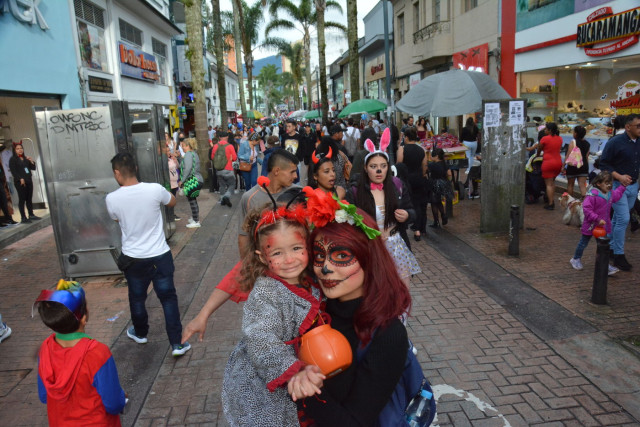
[33,101,175,278]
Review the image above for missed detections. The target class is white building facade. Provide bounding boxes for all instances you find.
[71,0,181,111]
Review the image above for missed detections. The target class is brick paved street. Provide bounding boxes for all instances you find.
[1,189,639,426]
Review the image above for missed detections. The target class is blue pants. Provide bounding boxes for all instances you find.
[124,250,182,346]
[610,181,639,255]
[241,163,258,190]
[573,234,592,260]
[462,140,477,173]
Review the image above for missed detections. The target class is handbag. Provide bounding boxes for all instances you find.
[183,174,202,198]
[181,152,203,198]
[238,161,252,172]
[565,143,583,168]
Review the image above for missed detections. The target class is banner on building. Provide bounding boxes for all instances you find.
[453,44,489,74]
[119,42,158,82]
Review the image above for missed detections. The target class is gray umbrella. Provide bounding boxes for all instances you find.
[396,70,511,117]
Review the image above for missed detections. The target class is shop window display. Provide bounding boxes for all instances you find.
[520,57,639,153]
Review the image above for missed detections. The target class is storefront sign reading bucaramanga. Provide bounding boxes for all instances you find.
[576,6,640,56]
[118,42,159,82]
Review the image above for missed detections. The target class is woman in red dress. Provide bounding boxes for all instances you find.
[537,122,563,210]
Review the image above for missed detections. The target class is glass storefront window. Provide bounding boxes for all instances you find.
[520,56,639,152]
[367,81,379,99]
[153,38,168,86]
[77,20,109,72]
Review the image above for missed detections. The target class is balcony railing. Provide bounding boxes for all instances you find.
[413,21,450,44]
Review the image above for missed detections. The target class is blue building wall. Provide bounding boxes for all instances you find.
[0,2,82,108]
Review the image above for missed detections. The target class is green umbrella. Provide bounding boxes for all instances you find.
[245,110,264,119]
[304,110,321,119]
[338,99,387,118]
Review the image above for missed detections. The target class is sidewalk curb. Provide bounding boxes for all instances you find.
[0,214,51,251]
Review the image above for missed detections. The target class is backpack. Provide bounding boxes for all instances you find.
[357,336,436,426]
[344,128,358,157]
[213,143,229,171]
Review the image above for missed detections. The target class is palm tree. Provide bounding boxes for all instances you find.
[347,0,359,103]
[231,0,248,123]
[265,40,304,110]
[208,0,228,127]
[279,71,297,110]
[314,0,344,122]
[265,0,345,114]
[256,64,282,116]
[222,1,265,112]
[185,0,208,173]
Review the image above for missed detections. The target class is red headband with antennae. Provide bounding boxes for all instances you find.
[311,146,333,164]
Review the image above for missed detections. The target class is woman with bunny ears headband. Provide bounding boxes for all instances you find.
[347,128,421,285]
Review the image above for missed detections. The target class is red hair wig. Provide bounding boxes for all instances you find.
[310,208,411,344]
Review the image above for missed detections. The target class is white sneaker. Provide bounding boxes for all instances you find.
[187,218,195,224]
[608,264,619,276]
[0,322,11,343]
[172,342,191,357]
[186,221,201,228]
[570,258,583,270]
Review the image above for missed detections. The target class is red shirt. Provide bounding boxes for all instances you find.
[211,141,238,171]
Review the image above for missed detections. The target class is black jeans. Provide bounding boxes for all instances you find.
[124,250,182,345]
[15,180,34,219]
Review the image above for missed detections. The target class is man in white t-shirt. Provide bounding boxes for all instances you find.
[343,118,361,159]
[105,152,191,357]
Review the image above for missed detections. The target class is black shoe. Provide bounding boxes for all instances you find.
[414,234,421,241]
[613,254,632,271]
[429,221,440,228]
[442,215,448,226]
[21,218,32,224]
[29,215,41,220]
[227,199,232,208]
[0,223,7,228]
[544,204,555,210]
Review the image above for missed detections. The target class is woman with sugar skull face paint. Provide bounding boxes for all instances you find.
[292,188,412,425]
[347,128,421,284]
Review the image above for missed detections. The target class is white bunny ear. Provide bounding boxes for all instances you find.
[364,138,376,153]
[379,128,390,153]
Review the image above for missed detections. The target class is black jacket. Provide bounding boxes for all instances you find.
[9,155,36,183]
[347,176,415,249]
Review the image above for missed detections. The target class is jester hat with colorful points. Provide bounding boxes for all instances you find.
[33,279,86,320]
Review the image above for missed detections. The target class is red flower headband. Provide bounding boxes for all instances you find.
[302,186,381,239]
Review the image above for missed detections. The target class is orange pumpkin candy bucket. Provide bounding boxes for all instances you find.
[298,324,353,378]
[592,226,606,238]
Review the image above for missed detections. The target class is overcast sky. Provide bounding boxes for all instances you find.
[218,0,378,67]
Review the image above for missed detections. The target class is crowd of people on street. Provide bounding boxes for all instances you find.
[5,111,640,426]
